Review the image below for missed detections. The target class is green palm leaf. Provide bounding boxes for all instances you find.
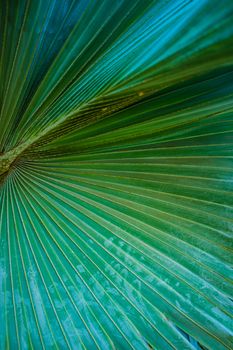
[1,1,233,349]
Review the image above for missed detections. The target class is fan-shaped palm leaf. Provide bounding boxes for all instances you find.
[0,1,233,349]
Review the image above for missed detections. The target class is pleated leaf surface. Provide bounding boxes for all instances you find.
[0,1,233,349]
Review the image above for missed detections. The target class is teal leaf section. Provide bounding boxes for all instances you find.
[0,1,233,349]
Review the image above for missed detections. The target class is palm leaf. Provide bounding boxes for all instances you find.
[0,1,233,349]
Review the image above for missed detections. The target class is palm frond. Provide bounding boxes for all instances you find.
[1,1,233,349]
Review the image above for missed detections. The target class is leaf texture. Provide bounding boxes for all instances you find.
[0,1,233,349]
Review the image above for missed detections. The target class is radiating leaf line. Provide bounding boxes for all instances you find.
[23,165,233,251]
[8,174,36,350]
[5,179,21,349]
[9,176,77,350]
[10,170,67,350]
[15,171,177,350]
[12,174,113,350]
[3,1,60,146]
[17,165,233,316]
[1,1,233,349]
[16,170,233,334]
[16,168,233,348]
[23,168,232,294]
[14,172,148,348]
